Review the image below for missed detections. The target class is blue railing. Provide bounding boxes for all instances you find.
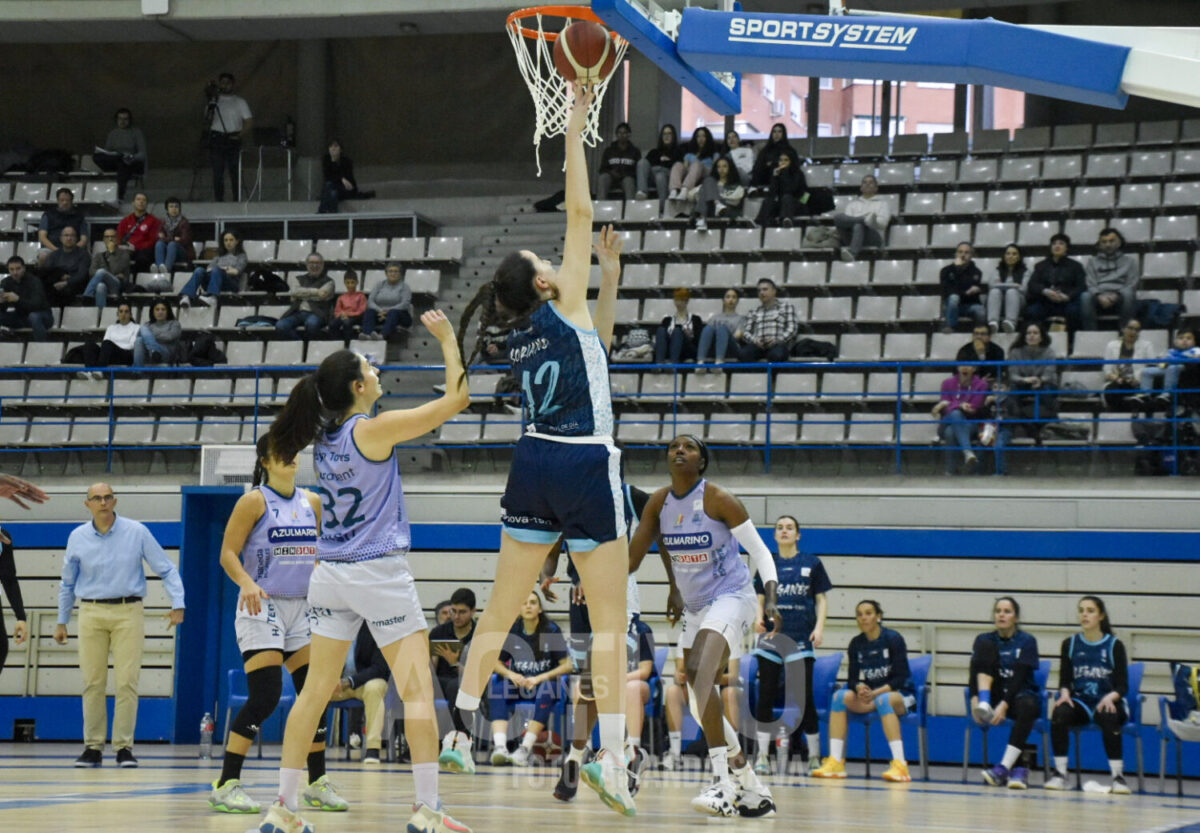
[1,358,1197,475]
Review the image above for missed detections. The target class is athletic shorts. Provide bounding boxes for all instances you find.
[679,589,757,659]
[307,553,426,646]
[501,435,626,552]
[235,596,312,654]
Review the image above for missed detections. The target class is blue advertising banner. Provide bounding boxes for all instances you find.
[677,9,1130,109]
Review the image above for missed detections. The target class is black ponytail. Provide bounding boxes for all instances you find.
[252,433,271,486]
[1080,594,1114,635]
[491,252,541,324]
[270,350,363,464]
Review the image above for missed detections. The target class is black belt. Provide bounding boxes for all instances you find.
[80,596,142,604]
[210,130,241,140]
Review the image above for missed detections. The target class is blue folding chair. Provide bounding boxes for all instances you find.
[644,646,668,754]
[961,658,1052,782]
[1070,661,1145,792]
[1159,692,1199,796]
[842,653,932,780]
[326,697,366,761]
[223,668,297,759]
[738,651,844,731]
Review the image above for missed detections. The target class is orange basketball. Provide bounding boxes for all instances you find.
[553,20,617,85]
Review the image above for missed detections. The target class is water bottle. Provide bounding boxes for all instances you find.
[199,712,215,760]
[775,726,790,775]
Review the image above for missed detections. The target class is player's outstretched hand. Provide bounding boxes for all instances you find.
[593,224,623,274]
[0,473,49,511]
[420,309,455,344]
[567,82,595,133]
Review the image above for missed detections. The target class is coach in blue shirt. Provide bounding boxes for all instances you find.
[54,483,185,769]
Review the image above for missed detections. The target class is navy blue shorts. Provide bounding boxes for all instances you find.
[501,435,626,552]
[568,597,592,670]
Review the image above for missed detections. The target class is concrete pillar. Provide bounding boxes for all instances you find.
[296,39,327,159]
[953,84,968,132]
[971,84,985,134]
[626,50,680,146]
[880,80,893,139]
[807,76,821,152]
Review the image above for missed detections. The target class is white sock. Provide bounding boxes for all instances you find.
[708,747,729,783]
[456,690,480,711]
[723,717,741,757]
[830,738,845,761]
[731,758,761,790]
[1109,759,1124,778]
[1001,745,1021,769]
[627,736,640,751]
[412,761,438,809]
[669,731,682,757]
[598,713,626,763]
[279,767,304,811]
[492,732,507,752]
[755,731,771,757]
[520,731,537,751]
[888,740,905,762]
[567,744,586,764]
[806,733,821,759]
[1054,755,1068,776]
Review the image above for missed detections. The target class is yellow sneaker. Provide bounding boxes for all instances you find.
[882,760,911,782]
[811,757,847,779]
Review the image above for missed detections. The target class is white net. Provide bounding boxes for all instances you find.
[507,9,628,175]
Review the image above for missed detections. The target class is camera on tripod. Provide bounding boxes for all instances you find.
[204,80,220,102]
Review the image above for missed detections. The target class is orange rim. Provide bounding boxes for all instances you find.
[507,5,622,42]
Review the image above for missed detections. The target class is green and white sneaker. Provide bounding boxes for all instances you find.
[439,745,476,774]
[303,774,350,811]
[580,749,636,817]
[209,778,260,813]
[490,747,515,766]
[752,752,771,775]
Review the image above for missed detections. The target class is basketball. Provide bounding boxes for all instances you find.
[553,20,617,85]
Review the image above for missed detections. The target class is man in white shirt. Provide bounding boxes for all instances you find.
[833,175,891,262]
[208,72,254,201]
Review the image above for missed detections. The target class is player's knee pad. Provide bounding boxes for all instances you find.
[831,691,849,713]
[231,666,283,740]
[874,693,895,716]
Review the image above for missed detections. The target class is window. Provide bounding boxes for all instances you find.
[818,124,833,137]
[917,122,955,134]
[917,81,956,90]
[761,74,776,101]
[852,116,907,138]
[789,93,804,126]
[819,77,833,90]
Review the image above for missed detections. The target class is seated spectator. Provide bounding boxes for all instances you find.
[84,229,132,309]
[737,278,799,363]
[654,287,703,364]
[956,324,1006,387]
[329,622,390,764]
[360,263,413,341]
[988,244,1027,334]
[39,226,91,304]
[720,130,754,186]
[813,600,916,783]
[754,151,807,228]
[179,230,247,306]
[1082,228,1139,331]
[696,288,745,369]
[275,252,335,339]
[750,123,798,191]
[623,612,656,769]
[635,124,682,207]
[150,197,194,285]
[132,300,183,366]
[1137,326,1199,409]
[328,270,367,341]
[970,596,1042,790]
[667,127,716,212]
[433,600,452,626]
[932,364,990,474]
[1101,320,1153,410]
[93,108,147,201]
[1003,321,1059,445]
[487,590,571,767]
[940,242,986,333]
[0,256,54,341]
[1025,234,1086,331]
[37,188,90,264]
[596,122,640,201]
[433,588,478,773]
[317,139,374,214]
[1046,596,1131,795]
[833,175,891,262]
[697,156,746,229]
[76,302,139,375]
[115,192,161,277]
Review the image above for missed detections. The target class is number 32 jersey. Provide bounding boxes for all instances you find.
[508,301,614,440]
[312,413,411,562]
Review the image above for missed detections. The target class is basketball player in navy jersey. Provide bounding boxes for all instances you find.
[454,83,638,818]
[1046,595,1131,794]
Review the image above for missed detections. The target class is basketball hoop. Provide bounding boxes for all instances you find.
[506,5,628,175]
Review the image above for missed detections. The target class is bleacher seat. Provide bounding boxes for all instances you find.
[855,296,896,322]
[803,165,835,189]
[682,373,726,400]
[774,373,817,401]
[152,378,192,405]
[592,200,622,223]
[622,263,659,288]
[243,240,275,262]
[1093,122,1135,148]
[191,378,232,405]
[809,296,851,322]
[1137,119,1179,145]
[786,260,825,288]
[971,129,1010,156]
[405,269,440,295]
[872,259,914,287]
[755,413,798,444]
[1041,155,1082,180]
[878,162,915,187]
[1064,218,1107,244]
[198,416,242,444]
[616,413,661,444]
[820,372,864,401]
[60,307,99,331]
[888,224,928,250]
[390,237,425,260]
[1010,126,1051,153]
[704,263,742,287]
[426,237,463,262]
[24,343,62,366]
[847,412,895,443]
[225,340,264,366]
[1119,183,1161,209]
[111,377,151,405]
[28,417,71,446]
[682,229,720,254]
[274,239,312,263]
[999,157,1039,183]
[1017,220,1061,246]
[867,371,907,400]
[316,239,351,261]
[1072,186,1114,211]
[930,222,972,249]
[1070,331,1111,358]
[641,298,675,323]
[1113,216,1150,245]
[883,333,927,360]
[904,193,941,217]
[305,340,344,366]
[71,418,112,445]
[707,410,755,444]
[810,136,850,162]
[83,181,119,204]
[930,132,968,157]
[944,191,983,215]
[918,160,956,184]
[974,222,1016,248]
[799,413,845,444]
[852,135,887,159]
[900,295,941,322]
[722,227,760,254]
[437,414,482,444]
[1154,215,1198,243]
[838,333,881,361]
[480,414,522,443]
[0,417,29,444]
[1175,149,1200,175]
[1052,124,1093,150]
[986,189,1026,214]
[27,378,67,405]
[1142,252,1188,279]
[640,229,679,255]
[662,263,702,287]
[890,134,928,158]
[839,162,875,186]
[761,227,803,253]
[15,240,40,262]
[1128,151,1172,177]
[613,230,640,255]
[1084,153,1127,179]
[957,160,997,185]
[828,260,870,287]
[14,182,48,203]
[351,238,389,261]
[914,260,941,285]
[1163,181,1200,208]
[622,199,658,222]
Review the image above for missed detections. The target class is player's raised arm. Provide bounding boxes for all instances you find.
[556,84,596,317]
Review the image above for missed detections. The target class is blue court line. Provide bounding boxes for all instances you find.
[1159,826,1200,833]
[0,783,208,811]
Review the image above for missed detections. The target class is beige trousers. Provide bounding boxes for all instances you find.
[330,677,388,751]
[78,601,144,750]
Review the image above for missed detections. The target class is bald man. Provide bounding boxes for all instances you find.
[56,483,185,768]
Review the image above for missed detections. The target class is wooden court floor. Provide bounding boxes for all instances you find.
[1,743,1199,833]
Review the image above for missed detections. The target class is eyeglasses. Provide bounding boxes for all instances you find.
[1125,325,1141,332]
[87,494,116,503]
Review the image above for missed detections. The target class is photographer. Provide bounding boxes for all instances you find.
[206,73,253,202]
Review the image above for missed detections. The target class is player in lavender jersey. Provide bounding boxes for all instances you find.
[210,433,340,815]
[259,312,472,833]
[630,434,781,819]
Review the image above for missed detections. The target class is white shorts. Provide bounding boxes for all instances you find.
[679,589,757,659]
[307,553,426,646]
[235,596,312,654]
